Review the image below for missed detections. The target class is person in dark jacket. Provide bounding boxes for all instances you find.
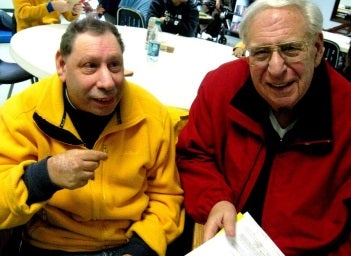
[147,0,199,37]
[98,0,121,24]
[176,0,351,255]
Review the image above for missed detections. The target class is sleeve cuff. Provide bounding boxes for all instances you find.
[23,157,62,205]
[46,2,54,13]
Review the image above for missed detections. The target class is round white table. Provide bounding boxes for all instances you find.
[10,24,235,109]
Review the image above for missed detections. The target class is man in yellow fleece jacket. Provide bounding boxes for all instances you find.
[0,16,184,256]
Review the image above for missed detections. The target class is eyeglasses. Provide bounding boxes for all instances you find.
[247,41,309,67]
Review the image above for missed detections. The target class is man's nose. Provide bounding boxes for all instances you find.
[97,66,115,90]
[267,50,287,75]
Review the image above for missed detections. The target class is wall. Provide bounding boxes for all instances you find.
[0,0,13,10]
[310,0,341,29]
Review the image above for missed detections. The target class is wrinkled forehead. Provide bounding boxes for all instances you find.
[246,6,308,46]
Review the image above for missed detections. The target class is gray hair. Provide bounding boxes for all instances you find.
[60,14,125,57]
[238,0,323,45]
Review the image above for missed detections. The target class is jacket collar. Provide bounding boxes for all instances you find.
[33,76,146,146]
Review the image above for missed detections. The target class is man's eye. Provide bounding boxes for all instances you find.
[251,48,271,59]
[109,62,122,72]
[81,62,97,73]
[83,62,97,69]
[280,44,302,56]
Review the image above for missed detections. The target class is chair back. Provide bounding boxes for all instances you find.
[0,59,36,99]
[0,11,14,43]
[323,39,341,70]
[116,7,146,28]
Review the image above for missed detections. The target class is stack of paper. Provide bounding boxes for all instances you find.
[186,212,285,256]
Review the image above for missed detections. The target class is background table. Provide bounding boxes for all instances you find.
[10,24,235,109]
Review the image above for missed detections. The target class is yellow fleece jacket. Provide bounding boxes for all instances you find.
[13,0,79,32]
[0,74,184,255]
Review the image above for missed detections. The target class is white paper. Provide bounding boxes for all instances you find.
[186,212,285,256]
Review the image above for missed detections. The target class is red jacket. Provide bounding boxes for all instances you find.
[176,58,351,255]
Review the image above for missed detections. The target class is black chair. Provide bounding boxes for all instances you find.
[116,7,146,28]
[0,59,37,99]
[323,38,342,70]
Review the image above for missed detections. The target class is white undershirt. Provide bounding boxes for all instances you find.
[269,110,297,139]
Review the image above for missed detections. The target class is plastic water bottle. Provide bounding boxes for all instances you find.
[147,20,162,62]
[146,17,158,46]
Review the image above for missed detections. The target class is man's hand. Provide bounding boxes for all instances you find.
[96,4,105,15]
[47,149,108,189]
[82,1,93,13]
[71,3,83,15]
[51,0,71,13]
[233,47,245,58]
[203,200,237,242]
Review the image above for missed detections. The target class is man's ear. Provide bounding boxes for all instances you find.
[313,32,325,67]
[55,50,66,82]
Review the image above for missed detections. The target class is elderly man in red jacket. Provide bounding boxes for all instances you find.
[176,0,351,255]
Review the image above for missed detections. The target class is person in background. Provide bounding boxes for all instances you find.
[0,9,14,31]
[147,0,199,37]
[12,0,83,32]
[118,0,151,21]
[201,0,221,13]
[0,15,184,256]
[199,0,221,37]
[97,0,121,24]
[176,0,351,254]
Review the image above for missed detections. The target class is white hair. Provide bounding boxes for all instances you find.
[238,0,323,45]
